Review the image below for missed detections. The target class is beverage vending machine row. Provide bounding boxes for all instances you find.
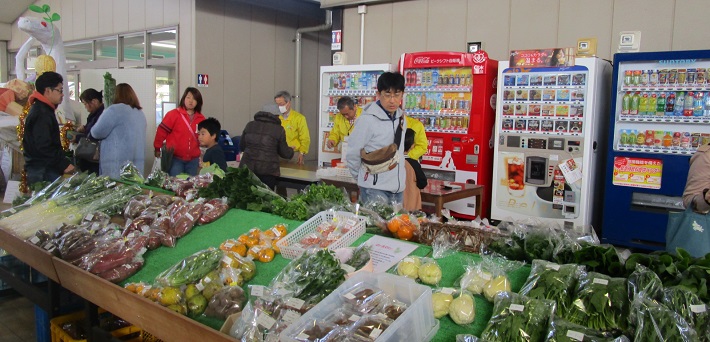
[318,64,391,167]
[602,50,710,250]
[399,51,498,218]
[491,57,612,231]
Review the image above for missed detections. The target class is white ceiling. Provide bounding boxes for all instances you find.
[0,0,35,25]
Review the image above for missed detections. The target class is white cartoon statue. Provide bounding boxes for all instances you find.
[438,150,456,170]
[14,5,74,122]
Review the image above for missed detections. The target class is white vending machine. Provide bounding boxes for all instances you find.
[490,57,611,230]
[318,64,391,168]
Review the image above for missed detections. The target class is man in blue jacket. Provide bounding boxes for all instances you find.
[23,71,75,185]
[346,72,407,204]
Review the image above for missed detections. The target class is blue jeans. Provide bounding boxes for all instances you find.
[26,165,62,186]
[169,158,199,176]
[359,187,403,205]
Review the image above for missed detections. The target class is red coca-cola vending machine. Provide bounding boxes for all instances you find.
[399,51,498,218]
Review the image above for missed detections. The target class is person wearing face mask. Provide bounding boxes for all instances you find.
[153,87,206,176]
[327,96,361,150]
[274,90,310,165]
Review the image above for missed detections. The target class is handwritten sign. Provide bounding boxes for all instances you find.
[361,235,418,273]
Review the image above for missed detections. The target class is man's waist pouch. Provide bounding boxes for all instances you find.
[360,144,400,175]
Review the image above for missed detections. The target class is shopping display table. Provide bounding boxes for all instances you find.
[1,207,530,341]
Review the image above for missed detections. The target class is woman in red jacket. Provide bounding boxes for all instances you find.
[154,87,206,176]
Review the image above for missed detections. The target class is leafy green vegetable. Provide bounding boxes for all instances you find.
[631,295,698,342]
[345,244,371,270]
[523,230,560,263]
[519,260,584,317]
[564,272,629,335]
[662,286,710,341]
[155,248,223,287]
[572,244,625,277]
[480,291,556,342]
[627,264,663,302]
[199,163,225,178]
[546,317,628,342]
[274,184,348,221]
[269,249,346,303]
[484,231,526,261]
[198,167,286,213]
[120,162,145,184]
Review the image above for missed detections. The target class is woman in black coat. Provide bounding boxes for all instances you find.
[239,105,294,189]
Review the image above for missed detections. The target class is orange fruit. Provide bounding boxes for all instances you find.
[248,228,262,239]
[233,243,247,257]
[400,215,410,223]
[272,239,281,254]
[245,236,259,249]
[258,248,275,262]
[397,225,414,241]
[387,218,400,234]
[274,224,288,236]
[237,234,250,244]
[247,245,262,259]
[263,229,276,239]
[125,283,137,293]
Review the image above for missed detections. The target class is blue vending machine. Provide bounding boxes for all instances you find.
[601,50,710,250]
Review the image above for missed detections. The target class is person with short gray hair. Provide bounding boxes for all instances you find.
[274,90,310,165]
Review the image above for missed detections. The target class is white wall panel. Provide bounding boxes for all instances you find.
[72,0,86,39]
[163,0,180,25]
[467,0,511,61]
[194,0,224,127]
[672,0,710,51]
[97,0,114,36]
[509,0,559,50]
[391,0,428,63]
[128,0,146,32]
[222,1,251,135]
[112,0,130,33]
[61,0,74,41]
[559,0,613,59]
[146,0,164,29]
[85,0,99,38]
[611,0,673,53]
[427,0,468,53]
[341,7,360,62]
[363,3,393,64]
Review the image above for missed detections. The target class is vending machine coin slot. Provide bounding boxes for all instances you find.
[474,144,480,154]
[507,135,521,148]
[525,156,548,185]
[466,155,478,165]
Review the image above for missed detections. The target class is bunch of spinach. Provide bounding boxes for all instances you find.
[198,167,286,213]
[564,272,629,334]
[269,249,346,303]
[484,230,527,261]
[627,263,663,302]
[625,248,710,302]
[631,295,698,342]
[480,292,556,342]
[546,317,629,342]
[523,229,561,262]
[274,183,349,220]
[662,285,710,341]
[519,260,585,317]
[572,244,626,277]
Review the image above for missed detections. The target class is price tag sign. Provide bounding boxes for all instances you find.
[546,263,561,271]
[256,313,276,330]
[441,287,456,295]
[566,330,585,341]
[344,292,356,300]
[341,264,356,273]
[691,304,707,313]
[370,328,383,339]
[509,304,525,312]
[282,310,302,325]
[592,278,609,285]
[251,285,265,297]
[286,297,305,310]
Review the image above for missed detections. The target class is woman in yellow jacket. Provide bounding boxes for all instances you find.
[405,115,428,160]
[275,91,310,164]
[327,96,362,149]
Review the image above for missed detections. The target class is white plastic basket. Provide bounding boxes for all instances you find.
[276,211,366,259]
[280,272,438,342]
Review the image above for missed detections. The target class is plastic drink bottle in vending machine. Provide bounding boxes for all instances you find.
[629,130,637,145]
[621,92,631,114]
[674,92,685,116]
[657,92,667,116]
[641,70,649,86]
[624,70,633,85]
[620,130,628,145]
[633,70,642,85]
[639,93,649,115]
[684,92,695,116]
[704,92,710,116]
[649,93,658,115]
[630,92,640,115]
[650,70,659,85]
[694,92,704,116]
[432,69,439,87]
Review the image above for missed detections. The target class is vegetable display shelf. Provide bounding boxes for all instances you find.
[2,204,530,342]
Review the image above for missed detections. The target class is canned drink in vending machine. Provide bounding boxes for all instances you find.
[692,133,701,148]
[678,69,687,84]
[702,133,710,146]
[659,69,669,84]
[645,130,655,146]
[681,132,691,149]
[687,69,697,84]
[697,68,706,84]
[669,69,678,84]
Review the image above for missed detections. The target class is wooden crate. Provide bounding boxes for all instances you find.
[418,222,504,254]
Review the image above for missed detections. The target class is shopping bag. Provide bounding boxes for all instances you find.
[75,137,100,162]
[666,206,710,258]
[160,145,174,173]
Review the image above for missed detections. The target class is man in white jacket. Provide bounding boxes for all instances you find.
[346,72,407,204]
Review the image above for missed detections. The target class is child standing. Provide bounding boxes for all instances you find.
[403,128,428,211]
[197,117,228,171]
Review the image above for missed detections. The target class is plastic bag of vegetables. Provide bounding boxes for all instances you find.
[431,229,461,259]
[457,255,520,301]
[626,263,663,302]
[518,260,585,318]
[480,291,556,342]
[456,335,479,342]
[563,272,629,334]
[155,248,223,287]
[396,256,421,280]
[546,317,630,342]
[449,290,476,326]
[418,258,443,286]
[631,293,698,342]
[432,288,455,319]
[120,161,145,184]
[662,286,710,341]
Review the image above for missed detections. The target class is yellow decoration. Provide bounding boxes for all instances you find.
[34,55,56,76]
[60,122,74,151]
[18,103,29,194]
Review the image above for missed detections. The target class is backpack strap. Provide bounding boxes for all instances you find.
[393,116,404,146]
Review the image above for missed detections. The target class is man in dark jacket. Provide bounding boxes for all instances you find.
[239,104,294,189]
[23,71,75,185]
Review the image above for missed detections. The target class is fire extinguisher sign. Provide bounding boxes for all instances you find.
[197,74,209,87]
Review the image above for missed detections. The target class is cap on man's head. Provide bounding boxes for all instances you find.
[262,104,281,116]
